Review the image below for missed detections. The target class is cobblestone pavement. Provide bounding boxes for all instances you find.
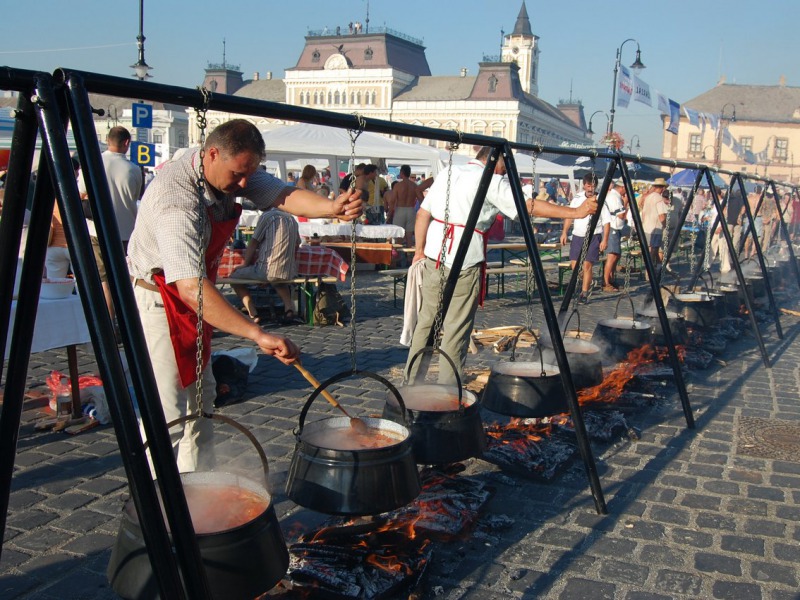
[2,251,800,599]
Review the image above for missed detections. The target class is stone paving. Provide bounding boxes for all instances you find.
[2,251,800,599]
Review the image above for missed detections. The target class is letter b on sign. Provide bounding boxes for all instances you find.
[130,142,155,167]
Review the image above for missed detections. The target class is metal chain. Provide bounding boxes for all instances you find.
[703,195,714,273]
[193,86,211,415]
[687,175,701,274]
[347,114,366,372]
[432,130,461,350]
[524,146,540,331]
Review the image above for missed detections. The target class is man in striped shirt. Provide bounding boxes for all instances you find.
[127,119,362,471]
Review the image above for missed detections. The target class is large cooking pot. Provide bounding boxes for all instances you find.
[286,370,420,516]
[108,414,289,600]
[540,310,604,390]
[384,347,484,464]
[482,327,568,418]
[591,295,651,362]
[635,304,688,345]
[664,287,719,328]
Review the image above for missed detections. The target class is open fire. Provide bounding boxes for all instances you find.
[283,466,490,599]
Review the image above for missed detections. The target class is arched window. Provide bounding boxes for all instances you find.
[334,91,340,104]
[356,91,362,105]
[312,50,320,63]
[327,91,333,104]
[370,91,377,105]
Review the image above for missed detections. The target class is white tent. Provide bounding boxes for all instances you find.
[260,123,441,186]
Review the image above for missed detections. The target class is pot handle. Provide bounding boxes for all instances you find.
[510,326,547,378]
[143,413,270,486]
[613,293,638,321]
[296,369,407,434]
[561,308,582,338]
[695,271,713,295]
[660,285,678,307]
[403,346,464,410]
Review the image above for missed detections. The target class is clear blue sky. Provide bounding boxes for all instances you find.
[3,0,798,156]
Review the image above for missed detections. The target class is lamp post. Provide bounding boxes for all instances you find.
[587,110,610,137]
[608,38,645,136]
[130,0,152,80]
[714,103,736,168]
[627,134,641,154]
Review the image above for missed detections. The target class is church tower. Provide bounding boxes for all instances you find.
[500,2,539,96]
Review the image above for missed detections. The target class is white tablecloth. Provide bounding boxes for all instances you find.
[6,295,91,358]
[238,210,404,239]
[298,223,404,239]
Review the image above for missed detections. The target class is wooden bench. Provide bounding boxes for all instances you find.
[217,275,339,325]
[380,262,524,306]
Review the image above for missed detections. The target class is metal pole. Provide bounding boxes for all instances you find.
[62,73,210,598]
[772,182,800,291]
[621,164,695,428]
[503,144,607,515]
[715,174,771,366]
[661,170,703,271]
[608,48,620,136]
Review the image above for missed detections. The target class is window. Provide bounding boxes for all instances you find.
[178,133,186,147]
[688,134,702,156]
[312,50,320,63]
[327,91,332,104]
[153,133,163,144]
[334,91,340,104]
[488,74,498,93]
[364,47,373,61]
[740,137,753,153]
[775,138,789,161]
[356,91,361,105]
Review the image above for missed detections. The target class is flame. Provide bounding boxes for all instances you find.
[576,345,684,406]
[486,418,554,442]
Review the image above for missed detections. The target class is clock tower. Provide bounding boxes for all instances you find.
[500,2,539,97]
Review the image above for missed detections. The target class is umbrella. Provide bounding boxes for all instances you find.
[668,168,727,189]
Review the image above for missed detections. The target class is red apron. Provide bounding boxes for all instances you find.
[432,217,489,307]
[153,204,242,387]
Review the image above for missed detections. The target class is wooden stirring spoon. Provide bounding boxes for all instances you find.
[292,362,369,434]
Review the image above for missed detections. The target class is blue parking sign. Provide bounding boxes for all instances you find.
[132,103,153,129]
[130,142,155,167]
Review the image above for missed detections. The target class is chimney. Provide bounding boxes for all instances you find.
[253,72,259,81]
[460,68,468,77]
[266,71,273,80]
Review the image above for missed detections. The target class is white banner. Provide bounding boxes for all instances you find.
[633,75,652,106]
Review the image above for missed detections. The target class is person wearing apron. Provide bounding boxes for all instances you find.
[127,119,363,472]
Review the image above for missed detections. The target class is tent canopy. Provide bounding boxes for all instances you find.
[260,123,441,185]
[668,168,728,189]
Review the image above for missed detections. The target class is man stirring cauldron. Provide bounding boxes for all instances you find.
[404,146,597,386]
[127,119,363,471]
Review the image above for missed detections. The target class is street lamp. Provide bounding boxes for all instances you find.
[587,110,610,136]
[130,0,152,80]
[763,135,776,176]
[713,103,736,167]
[627,134,641,154]
[608,38,645,136]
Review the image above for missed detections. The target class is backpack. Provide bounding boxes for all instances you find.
[313,281,351,327]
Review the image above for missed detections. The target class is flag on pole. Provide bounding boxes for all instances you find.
[616,65,633,109]
[656,91,670,115]
[667,100,681,134]
[684,107,700,127]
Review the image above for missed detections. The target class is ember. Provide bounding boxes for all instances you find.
[484,418,577,480]
[285,467,491,599]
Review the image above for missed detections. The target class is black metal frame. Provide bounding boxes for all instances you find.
[1,66,798,596]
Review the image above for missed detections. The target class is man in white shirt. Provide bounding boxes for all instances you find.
[560,173,611,304]
[405,147,596,385]
[603,179,628,291]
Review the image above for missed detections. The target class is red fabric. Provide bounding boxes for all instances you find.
[487,215,505,241]
[432,217,489,307]
[217,247,246,278]
[154,204,242,387]
[295,246,349,281]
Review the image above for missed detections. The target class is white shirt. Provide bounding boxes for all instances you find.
[421,159,520,269]
[569,192,610,238]
[605,188,626,231]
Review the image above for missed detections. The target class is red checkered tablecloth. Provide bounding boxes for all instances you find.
[296,246,349,281]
